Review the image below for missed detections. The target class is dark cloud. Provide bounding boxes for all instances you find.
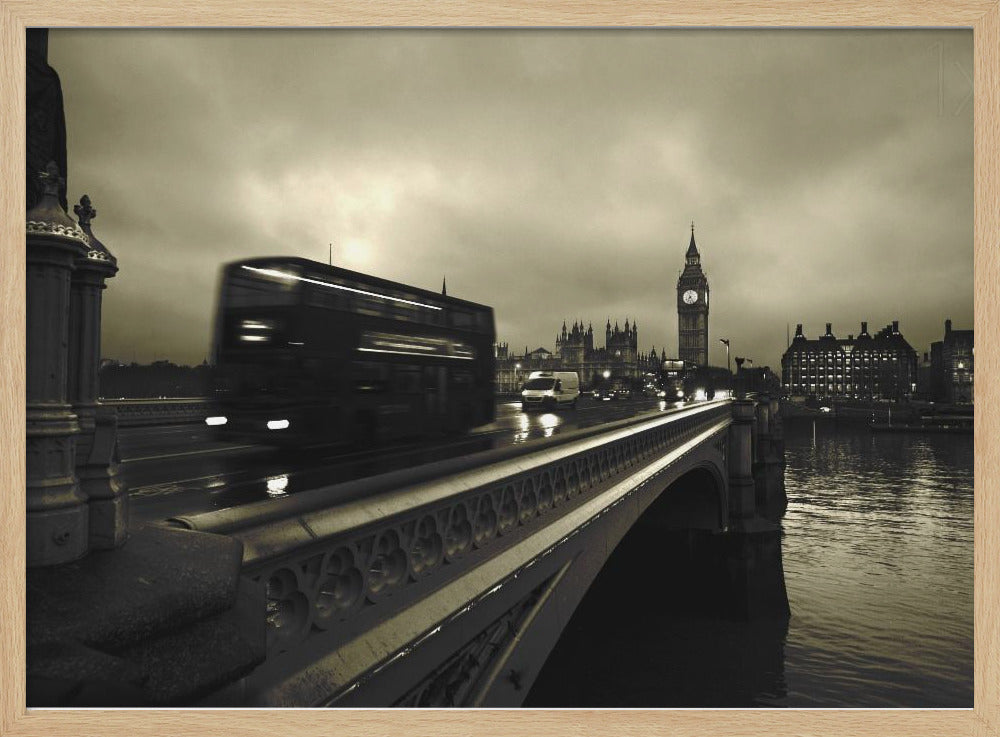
[48,28,972,369]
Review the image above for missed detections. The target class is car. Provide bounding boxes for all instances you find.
[521,371,581,411]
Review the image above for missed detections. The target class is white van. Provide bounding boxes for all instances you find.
[521,371,580,410]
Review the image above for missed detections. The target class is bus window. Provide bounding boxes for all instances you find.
[227,271,298,307]
[451,370,473,387]
[352,295,389,317]
[305,283,343,310]
[353,361,390,393]
[225,317,287,349]
[474,310,493,331]
[449,309,473,329]
[393,364,422,394]
[359,331,475,361]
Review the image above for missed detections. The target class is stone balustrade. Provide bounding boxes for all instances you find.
[173,401,733,664]
[99,397,216,427]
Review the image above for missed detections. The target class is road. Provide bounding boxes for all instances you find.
[123,396,681,529]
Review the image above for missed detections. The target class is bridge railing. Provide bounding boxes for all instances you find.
[172,400,733,673]
[98,397,215,427]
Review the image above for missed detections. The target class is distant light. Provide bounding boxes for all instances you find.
[239,334,269,342]
[205,416,228,426]
[241,265,443,310]
[267,419,290,430]
[602,370,611,379]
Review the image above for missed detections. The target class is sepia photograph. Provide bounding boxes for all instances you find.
[6,7,996,734]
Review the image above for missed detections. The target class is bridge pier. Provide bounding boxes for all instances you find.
[720,398,790,620]
[753,393,787,521]
[727,399,757,523]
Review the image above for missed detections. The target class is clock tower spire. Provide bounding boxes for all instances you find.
[677,223,710,366]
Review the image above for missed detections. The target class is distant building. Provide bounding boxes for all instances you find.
[781,320,918,401]
[494,342,560,393]
[930,319,974,404]
[495,321,665,393]
[555,319,647,387]
[740,365,781,396]
[915,351,934,400]
[98,359,212,398]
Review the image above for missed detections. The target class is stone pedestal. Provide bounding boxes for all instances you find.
[79,407,128,549]
[26,163,91,566]
[69,195,126,549]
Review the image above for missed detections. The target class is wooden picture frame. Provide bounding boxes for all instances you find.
[1,2,996,735]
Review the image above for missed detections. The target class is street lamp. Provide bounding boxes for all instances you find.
[515,362,521,392]
[719,338,731,374]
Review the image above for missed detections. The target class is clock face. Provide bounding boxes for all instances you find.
[682,289,698,305]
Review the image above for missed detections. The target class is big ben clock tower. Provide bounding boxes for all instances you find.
[677,223,709,366]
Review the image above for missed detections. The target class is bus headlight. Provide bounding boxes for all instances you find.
[205,416,228,426]
[267,419,290,430]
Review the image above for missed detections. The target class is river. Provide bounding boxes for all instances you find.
[525,416,974,707]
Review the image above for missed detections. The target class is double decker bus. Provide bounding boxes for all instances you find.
[207,257,496,445]
[660,359,688,400]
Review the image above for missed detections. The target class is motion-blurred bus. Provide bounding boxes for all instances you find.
[206,257,496,445]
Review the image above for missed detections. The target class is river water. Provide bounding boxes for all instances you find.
[525,417,974,707]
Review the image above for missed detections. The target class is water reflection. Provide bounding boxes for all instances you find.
[779,419,972,707]
[538,412,560,438]
[512,409,565,443]
[527,419,973,707]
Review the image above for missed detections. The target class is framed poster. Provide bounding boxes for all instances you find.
[1,1,997,735]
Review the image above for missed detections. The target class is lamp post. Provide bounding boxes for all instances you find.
[720,338,731,374]
[514,362,521,392]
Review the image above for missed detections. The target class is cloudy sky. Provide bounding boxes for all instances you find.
[48,29,973,370]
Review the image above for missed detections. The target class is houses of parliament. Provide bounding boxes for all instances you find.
[495,226,710,392]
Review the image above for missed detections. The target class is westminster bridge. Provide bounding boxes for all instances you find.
[27,389,787,707]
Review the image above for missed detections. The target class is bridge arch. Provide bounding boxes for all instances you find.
[639,463,728,533]
[523,461,733,705]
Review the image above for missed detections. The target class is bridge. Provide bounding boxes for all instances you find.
[27,387,787,707]
[169,395,786,707]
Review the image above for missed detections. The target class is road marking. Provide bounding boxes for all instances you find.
[125,444,257,464]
